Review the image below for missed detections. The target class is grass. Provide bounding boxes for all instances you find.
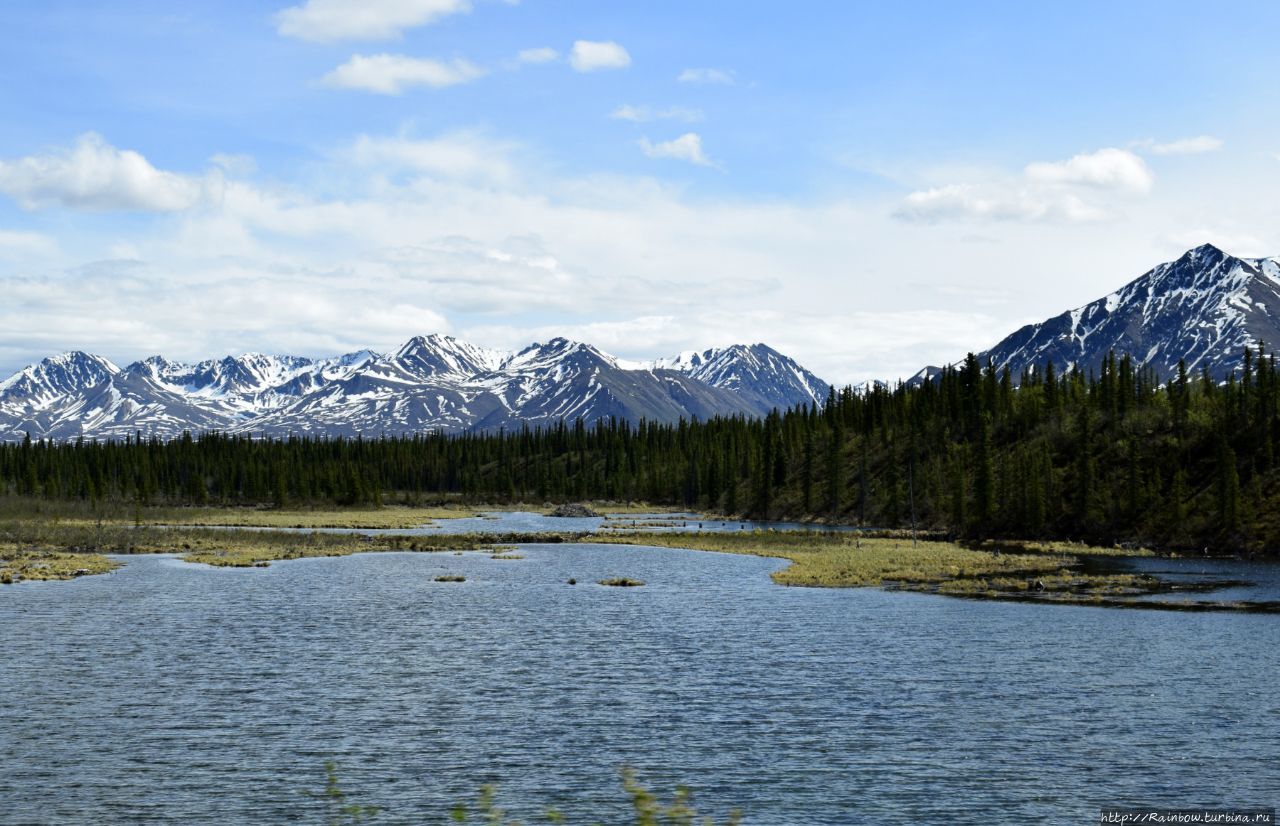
[0,504,584,572]
[555,501,701,516]
[592,531,1070,587]
[586,530,1216,608]
[601,518,708,529]
[0,495,502,529]
[0,544,118,583]
[433,574,466,583]
[599,577,645,587]
[2,497,704,530]
[119,505,483,530]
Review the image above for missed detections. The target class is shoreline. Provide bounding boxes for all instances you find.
[4,520,1277,612]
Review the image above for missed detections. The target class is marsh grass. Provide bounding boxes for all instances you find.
[120,505,481,530]
[586,531,1206,606]
[599,577,645,587]
[592,531,1069,588]
[434,574,466,583]
[551,501,698,516]
[0,495,494,529]
[0,506,579,572]
[933,572,1160,596]
[0,544,118,583]
[601,520,700,530]
[964,539,1158,559]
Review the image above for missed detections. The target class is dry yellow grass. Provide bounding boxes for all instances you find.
[128,505,486,529]
[1,545,119,583]
[592,531,1071,587]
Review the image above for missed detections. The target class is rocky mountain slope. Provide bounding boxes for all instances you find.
[915,243,1280,383]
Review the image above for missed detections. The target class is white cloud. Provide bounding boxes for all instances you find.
[610,104,702,123]
[1139,135,1224,156]
[895,184,1105,224]
[275,0,472,42]
[569,40,630,72]
[1025,148,1153,192]
[321,53,484,94]
[517,47,558,65]
[347,132,516,184]
[898,146,1155,224]
[6,126,1277,386]
[639,133,715,167]
[677,68,734,85]
[0,133,209,212]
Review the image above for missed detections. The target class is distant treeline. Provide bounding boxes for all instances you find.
[3,345,1279,553]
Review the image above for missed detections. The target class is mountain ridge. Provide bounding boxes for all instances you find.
[0,337,830,441]
[912,243,1280,384]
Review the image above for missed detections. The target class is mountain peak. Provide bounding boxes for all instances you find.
[966,244,1280,383]
[504,338,616,372]
[1183,242,1226,260]
[656,342,829,410]
[392,334,504,378]
[0,351,120,407]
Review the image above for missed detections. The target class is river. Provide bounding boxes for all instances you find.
[2,542,1276,824]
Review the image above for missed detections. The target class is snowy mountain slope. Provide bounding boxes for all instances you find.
[0,352,119,417]
[0,335,828,441]
[656,343,831,411]
[913,243,1280,384]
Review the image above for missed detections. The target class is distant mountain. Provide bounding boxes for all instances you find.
[656,343,830,411]
[914,243,1280,383]
[0,335,829,441]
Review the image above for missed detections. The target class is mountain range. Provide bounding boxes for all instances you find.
[914,243,1280,384]
[0,337,829,442]
[6,243,1275,442]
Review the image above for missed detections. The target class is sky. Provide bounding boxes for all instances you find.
[2,0,1280,385]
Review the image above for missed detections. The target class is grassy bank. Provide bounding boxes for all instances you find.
[591,531,1073,586]
[585,531,1224,608]
[0,496,695,530]
[0,505,582,576]
[134,505,483,529]
[0,545,119,583]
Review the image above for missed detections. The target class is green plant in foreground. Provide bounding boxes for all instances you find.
[447,768,741,825]
[307,763,742,825]
[304,760,381,825]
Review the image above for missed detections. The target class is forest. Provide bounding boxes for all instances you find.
[2,345,1278,555]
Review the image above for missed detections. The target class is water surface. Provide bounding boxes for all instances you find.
[2,545,1277,824]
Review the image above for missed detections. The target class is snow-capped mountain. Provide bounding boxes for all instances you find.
[916,243,1280,383]
[0,336,828,441]
[656,343,830,411]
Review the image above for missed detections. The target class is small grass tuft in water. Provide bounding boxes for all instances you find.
[599,577,645,587]
[434,574,466,583]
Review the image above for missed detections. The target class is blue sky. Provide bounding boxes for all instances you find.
[2,0,1279,383]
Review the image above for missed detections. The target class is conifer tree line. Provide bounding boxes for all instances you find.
[2,345,1278,553]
